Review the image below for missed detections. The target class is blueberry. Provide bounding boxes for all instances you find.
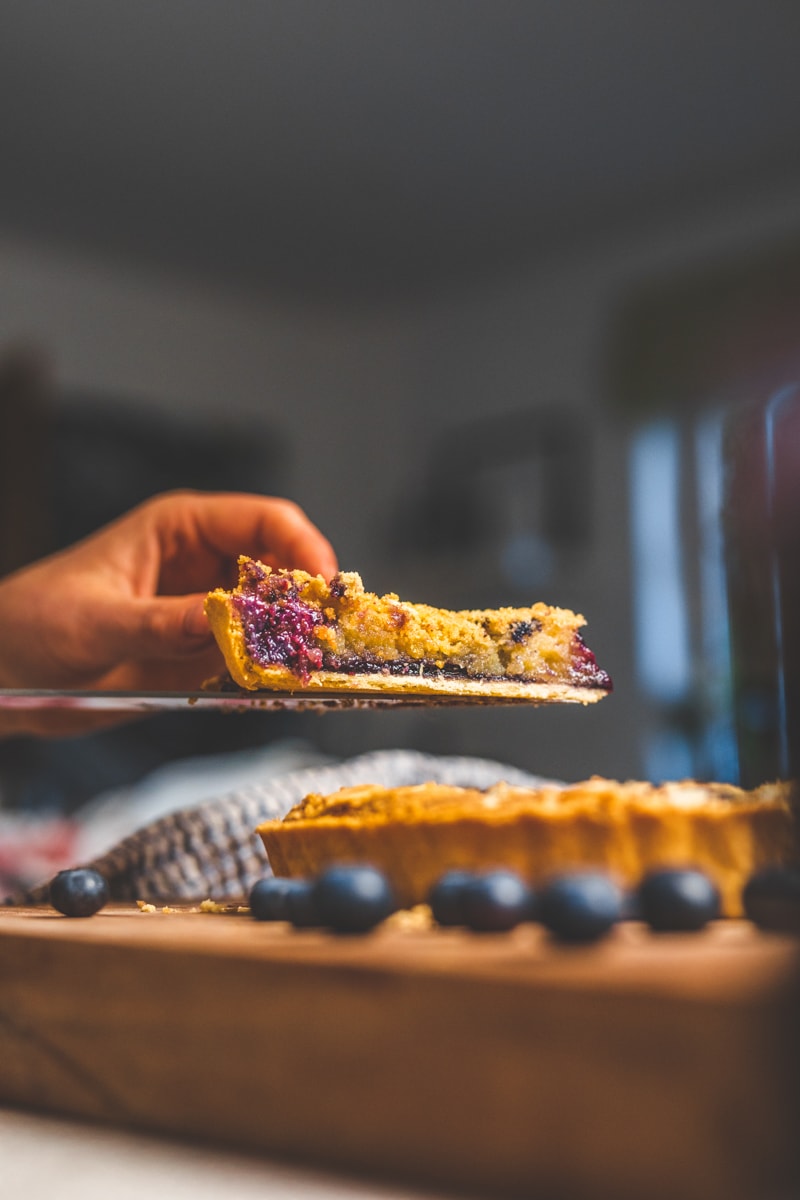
[428,870,475,927]
[49,868,109,918]
[461,869,534,933]
[539,872,622,943]
[314,864,396,934]
[742,867,800,933]
[638,869,720,932]
[249,876,301,921]
[284,878,322,928]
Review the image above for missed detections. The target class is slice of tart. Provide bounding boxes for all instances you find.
[204,557,612,702]
[257,776,797,917]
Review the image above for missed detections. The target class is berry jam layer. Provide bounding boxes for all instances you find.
[313,643,611,689]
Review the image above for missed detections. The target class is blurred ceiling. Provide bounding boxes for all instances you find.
[1,1,800,301]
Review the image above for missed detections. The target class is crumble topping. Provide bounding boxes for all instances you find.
[280,777,796,826]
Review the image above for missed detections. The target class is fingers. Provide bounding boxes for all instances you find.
[94,594,215,665]
[151,492,338,582]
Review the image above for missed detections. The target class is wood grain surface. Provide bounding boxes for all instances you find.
[1,906,798,1200]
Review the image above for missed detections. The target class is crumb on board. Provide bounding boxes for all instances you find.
[135,898,250,915]
[134,898,430,926]
[384,904,433,931]
[199,898,250,915]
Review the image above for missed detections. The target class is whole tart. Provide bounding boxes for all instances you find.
[204,558,612,703]
[257,777,798,917]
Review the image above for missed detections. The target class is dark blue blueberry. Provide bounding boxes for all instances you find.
[249,876,300,921]
[284,878,322,928]
[539,872,622,943]
[49,868,109,918]
[638,869,720,933]
[314,864,396,934]
[428,870,475,927]
[510,619,538,643]
[461,869,534,933]
[742,867,800,933]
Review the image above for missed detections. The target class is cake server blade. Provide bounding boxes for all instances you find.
[0,688,552,713]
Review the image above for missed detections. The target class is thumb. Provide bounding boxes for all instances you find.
[107,594,214,661]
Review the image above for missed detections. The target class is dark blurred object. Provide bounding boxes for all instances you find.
[608,238,800,784]
[399,408,591,554]
[0,346,55,575]
[394,408,591,608]
[723,383,800,787]
[0,366,297,814]
[608,233,800,417]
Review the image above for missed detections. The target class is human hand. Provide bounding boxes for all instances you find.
[0,490,337,734]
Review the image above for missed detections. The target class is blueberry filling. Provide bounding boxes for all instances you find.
[510,619,541,643]
[321,653,483,679]
[235,586,324,683]
[568,634,612,690]
[241,635,609,687]
[319,651,608,686]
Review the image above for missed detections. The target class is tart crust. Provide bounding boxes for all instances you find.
[204,559,611,703]
[257,777,797,917]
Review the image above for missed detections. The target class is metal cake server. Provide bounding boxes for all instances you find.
[0,688,545,713]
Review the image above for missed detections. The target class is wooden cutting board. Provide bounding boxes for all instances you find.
[1,905,798,1200]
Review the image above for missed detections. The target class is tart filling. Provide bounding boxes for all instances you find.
[258,777,798,916]
[204,558,612,701]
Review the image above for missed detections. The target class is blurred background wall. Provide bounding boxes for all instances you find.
[1,1,800,812]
